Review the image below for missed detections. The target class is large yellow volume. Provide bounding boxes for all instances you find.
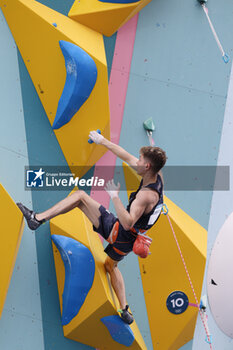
[50,188,147,350]
[69,0,152,37]
[123,164,207,350]
[0,0,110,178]
[0,184,24,318]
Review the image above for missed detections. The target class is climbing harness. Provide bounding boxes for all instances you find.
[107,221,120,244]
[161,203,168,215]
[162,204,214,349]
[198,0,229,63]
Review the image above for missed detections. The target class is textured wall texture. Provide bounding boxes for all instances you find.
[1,0,233,349]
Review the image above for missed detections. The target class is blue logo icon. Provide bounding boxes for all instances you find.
[166,291,189,315]
[26,168,45,187]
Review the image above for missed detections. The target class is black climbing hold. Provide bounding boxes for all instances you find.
[197,0,207,4]
[211,279,217,286]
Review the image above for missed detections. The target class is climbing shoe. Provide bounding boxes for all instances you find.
[118,305,134,325]
[17,203,45,230]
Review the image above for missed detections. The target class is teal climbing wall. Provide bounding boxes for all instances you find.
[1,0,233,349]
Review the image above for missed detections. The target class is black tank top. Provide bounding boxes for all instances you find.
[126,174,163,231]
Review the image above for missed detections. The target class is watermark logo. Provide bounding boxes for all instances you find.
[26,168,45,188]
[24,165,230,191]
[25,166,106,191]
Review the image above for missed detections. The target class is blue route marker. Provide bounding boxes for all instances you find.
[166,291,189,315]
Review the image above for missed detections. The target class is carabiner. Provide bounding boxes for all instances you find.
[222,53,229,64]
[205,334,213,344]
[162,203,169,215]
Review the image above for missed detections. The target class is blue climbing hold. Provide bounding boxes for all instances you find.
[101,315,135,347]
[99,0,140,3]
[51,235,95,325]
[88,129,101,144]
[52,23,57,27]
[52,41,97,129]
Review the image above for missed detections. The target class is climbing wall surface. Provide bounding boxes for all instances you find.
[0,8,46,349]
[69,0,151,36]
[0,0,233,350]
[192,30,233,350]
[0,0,110,178]
[123,164,207,350]
[0,184,24,318]
[118,1,233,350]
[50,201,147,350]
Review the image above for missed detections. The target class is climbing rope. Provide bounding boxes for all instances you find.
[163,206,213,349]
[201,3,229,63]
[143,116,213,346]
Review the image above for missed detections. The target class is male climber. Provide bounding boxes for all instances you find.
[17,130,167,325]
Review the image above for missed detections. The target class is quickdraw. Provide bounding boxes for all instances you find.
[163,205,214,349]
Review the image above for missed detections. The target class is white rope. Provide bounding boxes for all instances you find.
[202,4,229,63]
[201,309,213,344]
[165,213,214,349]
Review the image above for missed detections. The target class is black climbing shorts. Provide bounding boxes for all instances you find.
[93,205,136,262]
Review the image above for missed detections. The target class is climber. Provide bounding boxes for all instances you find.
[17,130,167,324]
